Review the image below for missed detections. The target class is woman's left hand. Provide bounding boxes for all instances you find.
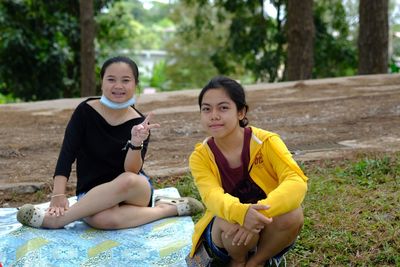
[131,112,160,145]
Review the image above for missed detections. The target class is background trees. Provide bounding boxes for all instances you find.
[0,0,399,102]
[0,0,116,101]
[286,0,314,81]
[80,0,96,97]
[313,0,357,78]
[358,0,389,74]
[0,1,80,100]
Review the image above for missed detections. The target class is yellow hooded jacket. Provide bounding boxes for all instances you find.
[189,126,308,257]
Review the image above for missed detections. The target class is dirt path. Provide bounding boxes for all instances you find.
[1,73,400,206]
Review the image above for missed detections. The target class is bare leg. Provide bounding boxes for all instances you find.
[246,207,304,267]
[84,202,177,229]
[42,172,177,229]
[212,217,259,267]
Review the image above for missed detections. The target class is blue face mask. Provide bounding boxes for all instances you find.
[100,95,136,110]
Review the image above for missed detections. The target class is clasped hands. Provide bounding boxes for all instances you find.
[130,112,160,146]
[225,204,272,246]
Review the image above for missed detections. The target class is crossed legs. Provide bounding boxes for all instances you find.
[41,172,178,229]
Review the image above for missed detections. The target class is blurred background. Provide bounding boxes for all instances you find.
[0,0,399,103]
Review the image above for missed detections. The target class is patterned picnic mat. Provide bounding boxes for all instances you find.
[0,187,193,267]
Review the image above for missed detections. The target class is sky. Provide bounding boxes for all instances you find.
[139,0,173,9]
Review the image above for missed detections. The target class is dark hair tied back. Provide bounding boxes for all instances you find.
[100,56,140,85]
[198,76,249,127]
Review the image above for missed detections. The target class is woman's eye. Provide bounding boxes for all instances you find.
[123,79,131,83]
[201,107,210,112]
[107,78,115,82]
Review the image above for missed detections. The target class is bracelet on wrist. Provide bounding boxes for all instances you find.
[122,140,143,151]
[51,193,66,198]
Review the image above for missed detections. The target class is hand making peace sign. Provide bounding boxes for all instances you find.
[131,112,160,146]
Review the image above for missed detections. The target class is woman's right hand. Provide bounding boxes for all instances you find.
[131,112,160,145]
[47,195,69,217]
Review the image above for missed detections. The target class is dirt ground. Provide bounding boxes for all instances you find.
[1,73,400,207]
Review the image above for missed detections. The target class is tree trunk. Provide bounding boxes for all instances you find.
[79,0,96,96]
[286,0,315,81]
[358,0,388,74]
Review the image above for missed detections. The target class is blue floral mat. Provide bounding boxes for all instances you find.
[0,187,193,267]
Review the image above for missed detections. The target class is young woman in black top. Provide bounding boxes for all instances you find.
[17,56,203,229]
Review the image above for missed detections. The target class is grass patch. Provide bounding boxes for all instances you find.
[155,153,400,266]
[288,153,400,266]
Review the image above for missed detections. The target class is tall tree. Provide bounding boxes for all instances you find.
[286,0,315,81]
[358,0,389,74]
[80,0,96,97]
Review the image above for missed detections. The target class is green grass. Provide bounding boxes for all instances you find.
[291,153,400,266]
[155,153,400,266]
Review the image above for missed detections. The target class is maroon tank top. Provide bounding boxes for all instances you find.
[208,127,266,204]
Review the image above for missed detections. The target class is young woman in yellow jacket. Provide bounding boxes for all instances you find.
[188,76,308,267]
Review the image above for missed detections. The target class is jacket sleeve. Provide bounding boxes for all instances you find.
[257,136,308,217]
[189,148,250,225]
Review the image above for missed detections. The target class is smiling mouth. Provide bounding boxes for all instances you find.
[112,91,126,96]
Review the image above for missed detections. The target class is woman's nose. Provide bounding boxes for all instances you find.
[211,110,220,120]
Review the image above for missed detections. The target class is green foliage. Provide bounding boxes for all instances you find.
[96,1,144,61]
[392,24,400,60]
[313,0,358,78]
[1,0,396,101]
[176,0,362,82]
[166,2,254,90]
[0,0,80,100]
[96,0,174,61]
[149,60,169,91]
[0,0,120,101]
[180,0,285,83]
[95,0,175,91]
[0,92,19,104]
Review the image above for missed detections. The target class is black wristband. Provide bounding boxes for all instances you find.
[122,140,143,151]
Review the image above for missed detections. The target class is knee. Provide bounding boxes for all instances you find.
[274,207,304,232]
[115,172,145,194]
